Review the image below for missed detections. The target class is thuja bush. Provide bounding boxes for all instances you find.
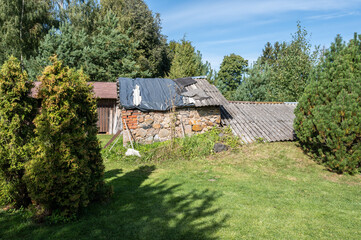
[294,34,361,174]
[25,57,110,219]
[0,56,36,208]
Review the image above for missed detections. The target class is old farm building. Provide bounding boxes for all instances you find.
[31,81,120,134]
[117,77,297,144]
[118,77,222,145]
[31,77,297,143]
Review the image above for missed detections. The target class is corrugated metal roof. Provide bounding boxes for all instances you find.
[184,80,297,143]
[221,101,297,143]
[183,78,221,107]
[30,81,117,99]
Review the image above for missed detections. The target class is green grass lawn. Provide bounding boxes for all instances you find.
[1,140,361,239]
[97,134,114,148]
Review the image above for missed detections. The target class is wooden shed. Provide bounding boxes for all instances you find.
[31,81,120,134]
[90,82,120,134]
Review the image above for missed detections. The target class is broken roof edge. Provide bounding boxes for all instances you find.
[229,101,298,105]
[191,76,207,79]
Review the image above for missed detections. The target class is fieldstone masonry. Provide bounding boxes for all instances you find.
[122,107,221,145]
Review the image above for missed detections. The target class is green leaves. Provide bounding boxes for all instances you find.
[167,38,211,79]
[0,0,54,65]
[101,0,170,77]
[234,23,315,102]
[216,54,247,100]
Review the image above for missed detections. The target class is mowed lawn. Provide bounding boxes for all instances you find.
[1,141,361,239]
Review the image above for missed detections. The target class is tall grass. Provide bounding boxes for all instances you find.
[103,127,240,163]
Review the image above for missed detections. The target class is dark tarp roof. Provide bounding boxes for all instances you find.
[118,77,193,111]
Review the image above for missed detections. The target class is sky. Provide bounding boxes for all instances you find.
[144,0,361,71]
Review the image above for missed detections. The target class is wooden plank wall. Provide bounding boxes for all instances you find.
[97,99,116,133]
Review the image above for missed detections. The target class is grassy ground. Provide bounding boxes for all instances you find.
[1,139,361,239]
[97,134,114,148]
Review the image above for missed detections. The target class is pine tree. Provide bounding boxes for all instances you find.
[25,57,109,218]
[294,33,361,174]
[234,60,271,101]
[260,41,286,66]
[29,11,139,81]
[0,56,36,208]
[215,54,248,99]
[87,11,140,80]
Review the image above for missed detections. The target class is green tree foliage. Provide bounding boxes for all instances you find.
[25,57,109,218]
[168,38,212,79]
[215,54,248,99]
[234,60,271,101]
[235,23,315,102]
[55,0,99,34]
[0,0,54,65]
[0,56,36,208]
[294,33,361,174]
[29,11,139,81]
[101,0,170,77]
[260,41,286,66]
[268,23,313,101]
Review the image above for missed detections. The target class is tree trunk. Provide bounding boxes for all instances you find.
[20,0,25,69]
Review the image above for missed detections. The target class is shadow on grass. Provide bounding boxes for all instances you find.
[0,165,227,240]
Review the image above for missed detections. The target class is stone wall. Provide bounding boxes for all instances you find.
[122,106,221,145]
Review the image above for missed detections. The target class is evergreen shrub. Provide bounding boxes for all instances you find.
[294,34,361,174]
[0,56,36,208]
[25,57,110,219]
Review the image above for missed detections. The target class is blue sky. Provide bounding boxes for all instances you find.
[144,0,361,70]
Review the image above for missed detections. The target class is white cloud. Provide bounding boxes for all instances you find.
[199,32,285,46]
[162,0,361,31]
[306,11,359,20]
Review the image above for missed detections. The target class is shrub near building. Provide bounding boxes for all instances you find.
[294,34,361,174]
[25,57,110,220]
[0,57,36,208]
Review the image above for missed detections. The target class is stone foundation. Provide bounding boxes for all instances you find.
[122,106,221,145]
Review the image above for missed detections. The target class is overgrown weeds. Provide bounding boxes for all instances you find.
[103,127,241,163]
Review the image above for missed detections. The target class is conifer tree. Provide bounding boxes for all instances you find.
[294,33,361,174]
[25,57,109,218]
[0,56,36,208]
[234,60,271,101]
[29,11,139,81]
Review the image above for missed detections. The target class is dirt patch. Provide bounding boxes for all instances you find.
[323,173,361,186]
[286,176,298,181]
